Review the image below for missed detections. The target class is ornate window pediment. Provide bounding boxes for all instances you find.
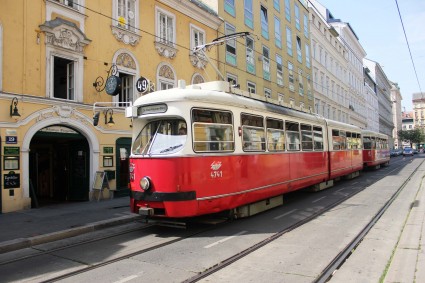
[155,41,178,59]
[40,17,91,53]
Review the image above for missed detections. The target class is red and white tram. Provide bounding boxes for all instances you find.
[361,130,390,168]
[127,81,382,219]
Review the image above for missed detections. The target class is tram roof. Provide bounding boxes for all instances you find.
[134,80,330,125]
[361,130,388,139]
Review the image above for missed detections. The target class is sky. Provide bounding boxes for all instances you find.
[316,0,425,112]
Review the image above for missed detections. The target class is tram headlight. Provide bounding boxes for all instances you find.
[140,177,151,191]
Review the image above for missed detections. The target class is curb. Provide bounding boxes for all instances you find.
[0,214,140,254]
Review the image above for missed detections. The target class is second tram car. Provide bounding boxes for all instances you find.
[362,130,390,168]
[127,80,388,219]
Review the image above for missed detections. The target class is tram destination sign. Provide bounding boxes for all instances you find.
[138,104,167,115]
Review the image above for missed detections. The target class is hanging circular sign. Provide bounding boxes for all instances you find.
[105,75,122,96]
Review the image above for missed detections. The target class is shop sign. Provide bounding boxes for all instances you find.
[4,172,20,189]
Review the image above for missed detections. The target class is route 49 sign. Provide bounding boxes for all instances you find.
[136,77,150,93]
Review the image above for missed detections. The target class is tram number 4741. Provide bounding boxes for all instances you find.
[211,171,223,178]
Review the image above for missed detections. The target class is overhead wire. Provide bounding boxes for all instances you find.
[394,0,423,95]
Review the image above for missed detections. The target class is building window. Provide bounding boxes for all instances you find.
[119,73,134,107]
[285,0,291,22]
[265,88,272,99]
[156,7,175,46]
[298,69,304,95]
[294,4,300,31]
[157,63,175,90]
[273,0,280,11]
[246,36,255,74]
[296,36,302,63]
[117,0,136,31]
[276,54,284,87]
[191,25,205,50]
[225,0,235,16]
[262,46,270,81]
[56,0,80,11]
[286,27,292,56]
[227,73,238,86]
[274,17,282,48]
[225,23,237,65]
[53,56,76,101]
[305,44,311,68]
[288,62,294,92]
[307,75,313,99]
[247,81,256,94]
[244,0,253,29]
[260,5,269,39]
[278,93,284,104]
[304,14,309,38]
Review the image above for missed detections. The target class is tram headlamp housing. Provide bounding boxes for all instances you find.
[140,177,151,191]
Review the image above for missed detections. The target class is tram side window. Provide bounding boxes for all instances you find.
[313,126,323,151]
[286,121,300,151]
[332,129,347,150]
[266,118,285,151]
[242,114,265,151]
[346,132,352,149]
[301,124,313,151]
[363,136,372,149]
[357,134,363,149]
[192,109,234,152]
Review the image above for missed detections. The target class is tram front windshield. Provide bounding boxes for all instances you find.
[132,119,187,156]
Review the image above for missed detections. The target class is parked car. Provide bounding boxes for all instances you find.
[403,147,414,156]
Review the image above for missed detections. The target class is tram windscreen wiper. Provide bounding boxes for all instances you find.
[160,144,183,153]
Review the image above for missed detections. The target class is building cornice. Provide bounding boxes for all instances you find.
[159,0,222,29]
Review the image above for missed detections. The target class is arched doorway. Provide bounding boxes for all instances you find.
[29,125,89,206]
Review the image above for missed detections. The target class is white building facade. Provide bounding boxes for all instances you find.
[309,1,349,123]
[364,59,394,146]
[309,0,366,128]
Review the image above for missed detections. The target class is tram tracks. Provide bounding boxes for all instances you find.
[0,157,415,283]
[183,157,420,283]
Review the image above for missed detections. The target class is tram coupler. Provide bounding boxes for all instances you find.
[139,207,154,216]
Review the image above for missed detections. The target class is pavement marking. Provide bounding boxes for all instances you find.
[312,196,326,203]
[273,209,297,220]
[114,275,140,283]
[204,231,248,249]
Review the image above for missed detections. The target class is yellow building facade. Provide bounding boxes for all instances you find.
[0,0,221,212]
[204,0,313,111]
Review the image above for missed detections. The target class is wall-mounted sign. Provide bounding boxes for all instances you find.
[103,147,113,154]
[6,136,17,144]
[136,77,149,93]
[4,147,20,155]
[4,172,20,189]
[4,156,20,170]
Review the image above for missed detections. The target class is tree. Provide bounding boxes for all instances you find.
[397,129,424,148]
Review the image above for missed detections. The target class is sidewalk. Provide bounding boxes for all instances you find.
[0,197,139,254]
